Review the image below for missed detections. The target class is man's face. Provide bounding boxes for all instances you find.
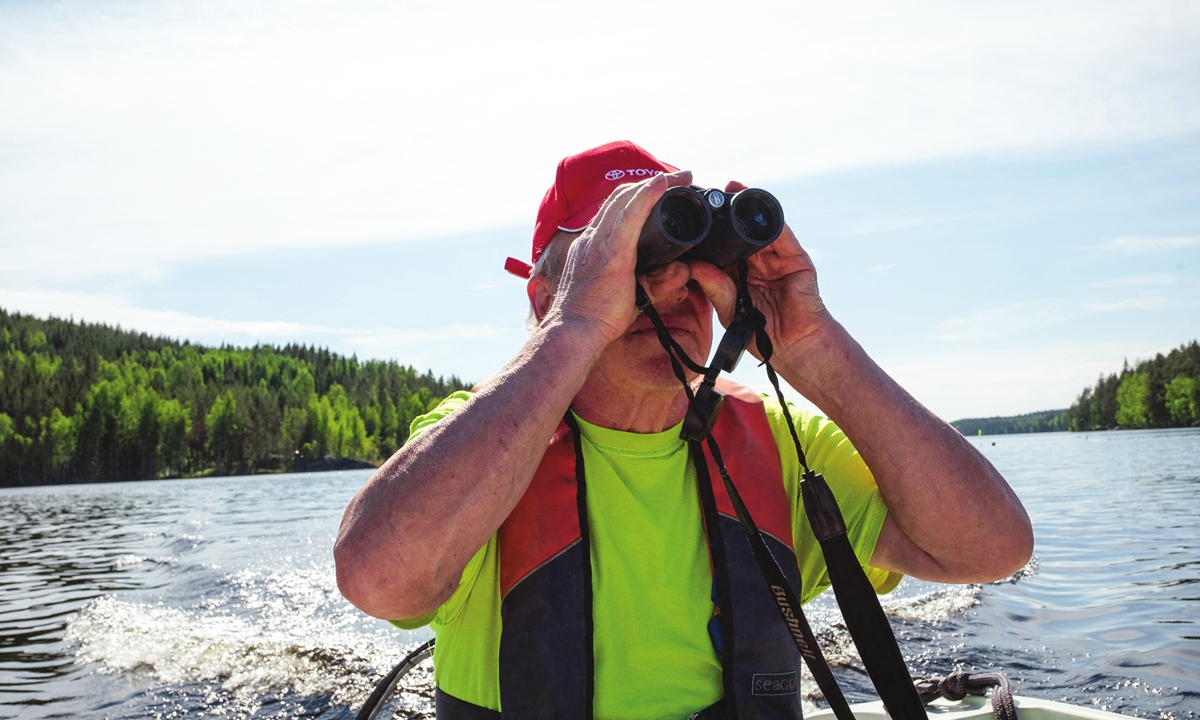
[590,278,714,392]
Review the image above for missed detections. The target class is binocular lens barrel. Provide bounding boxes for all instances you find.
[635,187,710,273]
[731,191,784,245]
[636,186,784,273]
[658,190,710,245]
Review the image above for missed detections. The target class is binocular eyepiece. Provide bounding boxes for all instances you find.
[636,186,785,274]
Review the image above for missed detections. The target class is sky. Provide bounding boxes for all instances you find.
[2,0,1198,421]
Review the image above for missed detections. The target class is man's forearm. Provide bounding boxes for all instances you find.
[774,320,1033,582]
[334,319,606,620]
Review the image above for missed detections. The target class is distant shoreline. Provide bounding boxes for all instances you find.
[951,409,1068,436]
[954,340,1199,435]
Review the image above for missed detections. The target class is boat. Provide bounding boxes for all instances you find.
[811,695,1134,720]
[355,640,1138,720]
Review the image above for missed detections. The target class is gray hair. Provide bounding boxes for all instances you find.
[525,230,578,330]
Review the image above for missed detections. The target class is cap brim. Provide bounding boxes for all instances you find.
[504,256,533,279]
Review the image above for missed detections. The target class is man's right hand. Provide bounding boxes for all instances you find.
[542,170,694,347]
[335,170,695,621]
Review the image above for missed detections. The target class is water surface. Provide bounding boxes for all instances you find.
[1,428,1197,718]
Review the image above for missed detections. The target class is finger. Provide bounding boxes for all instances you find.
[771,223,803,255]
[687,259,738,326]
[586,181,643,239]
[638,260,691,306]
[747,222,810,276]
[589,170,692,240]
[608,170,692,257]
[724,179,749,194]
[665,170,694,188]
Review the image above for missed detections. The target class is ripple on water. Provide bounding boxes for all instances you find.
[3,436,1199,719]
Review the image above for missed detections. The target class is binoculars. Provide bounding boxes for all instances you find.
[636,186,785,274]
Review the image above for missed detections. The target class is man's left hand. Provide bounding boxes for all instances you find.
[688,181,832,363]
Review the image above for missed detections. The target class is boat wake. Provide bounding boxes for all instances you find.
[62,556,1039,717]
[65,564,433,717]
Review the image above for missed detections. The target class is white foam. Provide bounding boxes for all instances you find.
[65,564,426,712]
[111,554,146,569]
[882,584,982,623]
[995,555,1039,584]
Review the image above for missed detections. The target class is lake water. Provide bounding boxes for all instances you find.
[1,428,1197,719]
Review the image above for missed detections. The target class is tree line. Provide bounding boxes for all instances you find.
[1063,340,1200,431]
[951,340,1200,435]
[0,308,468,486]
[950,409,1070,436]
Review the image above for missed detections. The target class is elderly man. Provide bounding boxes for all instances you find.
[335,141,1033,720]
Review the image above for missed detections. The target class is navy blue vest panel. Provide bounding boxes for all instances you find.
[717,515,805,719]
[436,687,502,720]
[498,541,589,719]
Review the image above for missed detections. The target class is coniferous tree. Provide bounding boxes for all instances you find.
[0,308,467,486]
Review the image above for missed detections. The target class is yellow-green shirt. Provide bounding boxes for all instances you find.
[394,391,899,719]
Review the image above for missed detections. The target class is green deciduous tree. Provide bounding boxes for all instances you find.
[1115,372,1151,429]
[302,384,375,461]
[1065,342,1200,432]
[1165,375,1199,426]
[36,408,77,481]
[206,391,242,475]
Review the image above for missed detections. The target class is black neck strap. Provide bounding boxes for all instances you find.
[633,280,855,720]
[635,267,930,720]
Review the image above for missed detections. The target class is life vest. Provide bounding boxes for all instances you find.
[436,380,805,720]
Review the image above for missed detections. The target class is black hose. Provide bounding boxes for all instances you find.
[355,639,435,720]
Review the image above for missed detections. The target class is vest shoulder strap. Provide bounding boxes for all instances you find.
[707,382,793,550]
[497,422,580,597]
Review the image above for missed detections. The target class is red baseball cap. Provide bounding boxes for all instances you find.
[504,140,678,279]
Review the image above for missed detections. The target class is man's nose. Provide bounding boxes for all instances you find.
[643,261,691,307]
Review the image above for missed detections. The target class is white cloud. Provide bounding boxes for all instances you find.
[1089,273,1178,288]
[2,0,1199,287]
[0,289,519,369]
[935,296,1173,342]
[935,302,1077,342]
[3,1,1198,416]
[725,331,1157,422]
[1095,236,1200,254]
[0,289,332,341]
[879,341,1144,421]
[1081,296,1170,313]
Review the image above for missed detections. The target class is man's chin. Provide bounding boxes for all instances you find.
[630,344,707,384]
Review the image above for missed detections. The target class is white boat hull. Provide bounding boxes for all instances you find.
[809,695,1135,720]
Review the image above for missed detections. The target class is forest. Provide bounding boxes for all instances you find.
[952,340,1200,435]
[950,409,1069,436]
[4,307,1197,479]
[0,308,468,487]
[1061,340,1200,431]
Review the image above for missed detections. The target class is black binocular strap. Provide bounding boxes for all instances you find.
[795,464,928,719]
[636,273,929,720]
[690,436,855,720]
[635,284,853,719]
[741,267,928,720]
